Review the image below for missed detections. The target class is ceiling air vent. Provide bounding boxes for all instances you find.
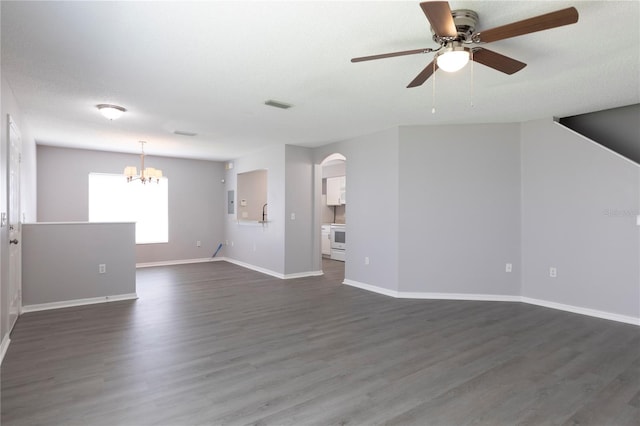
[264,99,292,109]
[174,130,197,137]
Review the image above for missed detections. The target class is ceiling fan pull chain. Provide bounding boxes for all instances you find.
[432,60,437,114]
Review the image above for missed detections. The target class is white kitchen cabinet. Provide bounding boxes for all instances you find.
[321,224,331,255]
[326,176,346,206]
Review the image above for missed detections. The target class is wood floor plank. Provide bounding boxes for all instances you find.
[2,259,639,425]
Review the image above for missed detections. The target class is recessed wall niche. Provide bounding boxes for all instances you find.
[236,169,268,222]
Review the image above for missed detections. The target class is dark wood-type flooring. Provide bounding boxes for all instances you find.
[2,259,639,425]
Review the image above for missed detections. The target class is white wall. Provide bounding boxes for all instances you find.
[36,146,226,264]
[398,124,521,296]
[521,119,640,320]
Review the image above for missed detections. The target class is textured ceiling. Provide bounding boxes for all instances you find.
[2,1,638,161]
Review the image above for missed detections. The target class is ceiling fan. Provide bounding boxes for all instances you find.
[351,1,579,88]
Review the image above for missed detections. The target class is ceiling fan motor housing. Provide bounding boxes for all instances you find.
[431,9,479,43]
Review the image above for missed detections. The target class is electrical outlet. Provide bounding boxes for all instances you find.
[549,267,557,278]
[505,263,512,273]
[364,257,370,265]
[99,264,106,274]
[196,240,201,247]
[291,213,296,220]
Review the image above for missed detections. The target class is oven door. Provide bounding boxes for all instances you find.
[330,227,346,250]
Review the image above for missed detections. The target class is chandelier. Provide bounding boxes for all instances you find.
[124,141,163,184]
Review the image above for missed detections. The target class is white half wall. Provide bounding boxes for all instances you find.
[22,222,136,307]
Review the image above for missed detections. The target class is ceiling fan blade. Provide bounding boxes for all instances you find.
[407,60,438,88]
[420,1,457,38]
[351,48,433,63]
[476,7,579,43]
[472,48,526,74]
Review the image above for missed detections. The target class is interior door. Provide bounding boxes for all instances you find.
[8,115,22,330]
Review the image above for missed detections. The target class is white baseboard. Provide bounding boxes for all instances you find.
[223,258,285,278]
[136,257,224,268]
[343,279,639,326]
[521,297,640,326]
[22,293,138,313]
[0,333,10,365]
[283,270,324,279]
[343,279,399,297]
[343,280,520,302]
[223,258,322,280]
[397,291,521,302]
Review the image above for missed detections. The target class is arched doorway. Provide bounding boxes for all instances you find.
[319,153,346,280]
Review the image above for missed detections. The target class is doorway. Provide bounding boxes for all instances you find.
[319,153,346,279]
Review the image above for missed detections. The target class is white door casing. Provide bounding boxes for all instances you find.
[8,115,22,330]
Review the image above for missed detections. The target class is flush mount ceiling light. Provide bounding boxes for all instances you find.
[124,141,163,184]
[96,104,126,120]
[435,42,470,73]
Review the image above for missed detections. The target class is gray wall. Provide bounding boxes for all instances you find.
[398,124,521,295]
[521,119,640,318]
[22,222,136,306]
[36,145,226,263]
[284,145,316,275]
[314,128,400,292]
[224,144,286,275]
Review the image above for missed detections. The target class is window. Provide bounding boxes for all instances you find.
[88,173,168,244]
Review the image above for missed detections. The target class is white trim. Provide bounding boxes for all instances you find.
[222,258,321,280]
[397,292,521,302]
[218,258,284,278]
[136,257,224,268]
[343,279,399,298]
[22,293,138,313]
[0,334,10,365]
[283,270,324,279]
[343,279,639,326]
[521,297,640,326]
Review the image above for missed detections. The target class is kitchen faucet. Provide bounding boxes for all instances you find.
[262,203,268,222]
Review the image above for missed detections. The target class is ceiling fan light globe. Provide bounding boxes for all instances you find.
[436,50,470,72]
[96,104,126,120]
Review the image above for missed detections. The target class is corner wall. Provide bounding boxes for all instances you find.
[284,145,317,275]
[314,128,400,293]
[521,119,640,322]
[223,144,286,276]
